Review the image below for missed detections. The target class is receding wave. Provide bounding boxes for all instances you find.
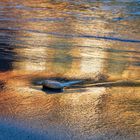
[0,27,140,43]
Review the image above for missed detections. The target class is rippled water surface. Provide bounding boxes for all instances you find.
[0,0,140,140]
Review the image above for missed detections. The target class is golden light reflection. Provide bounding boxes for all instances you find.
[14,45,47,71]
[0,0,140,139]
[15,61,46,71]
[80,45,105,74]
[3,0,139,80]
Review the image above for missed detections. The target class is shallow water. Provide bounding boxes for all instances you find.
[0,0,140,140]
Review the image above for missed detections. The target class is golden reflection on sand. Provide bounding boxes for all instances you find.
[0,0,140,139]
[0,73,139,139]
